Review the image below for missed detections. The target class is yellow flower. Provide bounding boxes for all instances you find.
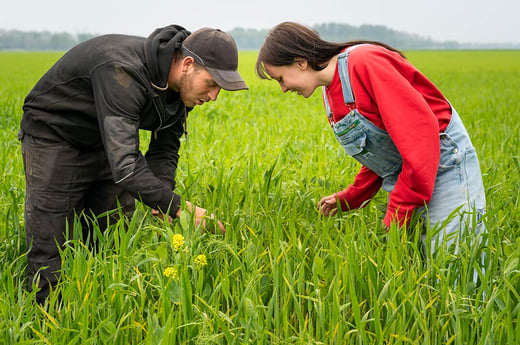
[194,254,208,268]
[163,266,178,279]
[172,234,184,252]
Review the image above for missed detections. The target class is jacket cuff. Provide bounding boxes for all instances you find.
[335,191,351,211]
[156,190,181,219]
[169,193,182,218]
[384,207,412,228]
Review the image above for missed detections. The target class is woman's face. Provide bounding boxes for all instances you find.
[264,61,317,98]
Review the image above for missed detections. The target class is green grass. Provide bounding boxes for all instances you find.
[1,50,520,344]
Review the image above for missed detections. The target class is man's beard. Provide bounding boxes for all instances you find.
[178,73,195,107]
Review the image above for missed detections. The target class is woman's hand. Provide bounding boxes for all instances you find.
[191,204,226,234]
[318,194,338,217]
[171,200,226,234]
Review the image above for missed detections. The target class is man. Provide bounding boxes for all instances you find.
[19,25,248,303]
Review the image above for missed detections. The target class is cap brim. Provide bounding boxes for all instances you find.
[206,67,248,91]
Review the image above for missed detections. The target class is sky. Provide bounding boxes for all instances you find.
[2,0,519,44]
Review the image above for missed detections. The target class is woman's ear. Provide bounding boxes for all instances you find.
[296,60,308,70]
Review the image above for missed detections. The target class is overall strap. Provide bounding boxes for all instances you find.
[338,44,366,104]
[323,88,333,119]
[323,44,365,120]
[337,50,355,104]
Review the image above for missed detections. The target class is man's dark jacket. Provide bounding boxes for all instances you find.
[20,25,191,217]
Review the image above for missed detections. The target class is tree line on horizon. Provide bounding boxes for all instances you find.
[231,23,461,50]
[1,23,517,51]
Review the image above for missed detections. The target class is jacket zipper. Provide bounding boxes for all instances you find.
[152,94,188,141]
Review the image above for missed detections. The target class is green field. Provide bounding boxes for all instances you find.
[1,50,519,344]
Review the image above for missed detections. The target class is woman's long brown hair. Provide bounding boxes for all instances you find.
[256,21,405,79]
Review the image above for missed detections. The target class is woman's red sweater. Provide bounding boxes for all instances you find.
[324,44,452,227]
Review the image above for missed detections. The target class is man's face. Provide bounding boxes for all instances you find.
[178,66,221,108]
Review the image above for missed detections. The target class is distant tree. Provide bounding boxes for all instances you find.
[229,27,269,51]
[48,32,76,50]
[313,23,456,50]
[1,24,517,51]
[76,33,97,43]
[229,23,460,51]
[0,30,98,51]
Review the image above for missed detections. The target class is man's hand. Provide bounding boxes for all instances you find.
[152,208,172,222]
[318,194,338,217]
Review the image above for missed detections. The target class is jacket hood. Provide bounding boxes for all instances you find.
[144,25,191,90]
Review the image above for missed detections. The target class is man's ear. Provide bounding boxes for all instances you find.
[182,56,195,73]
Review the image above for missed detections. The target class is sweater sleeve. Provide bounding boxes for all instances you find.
[349,47,440,227]
[336,166,382,210]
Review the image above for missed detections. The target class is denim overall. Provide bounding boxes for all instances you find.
[323,46,487,256]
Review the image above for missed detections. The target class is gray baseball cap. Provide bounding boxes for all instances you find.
[182,28,248,91]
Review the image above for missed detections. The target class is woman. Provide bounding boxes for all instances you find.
[256,22,486,256]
